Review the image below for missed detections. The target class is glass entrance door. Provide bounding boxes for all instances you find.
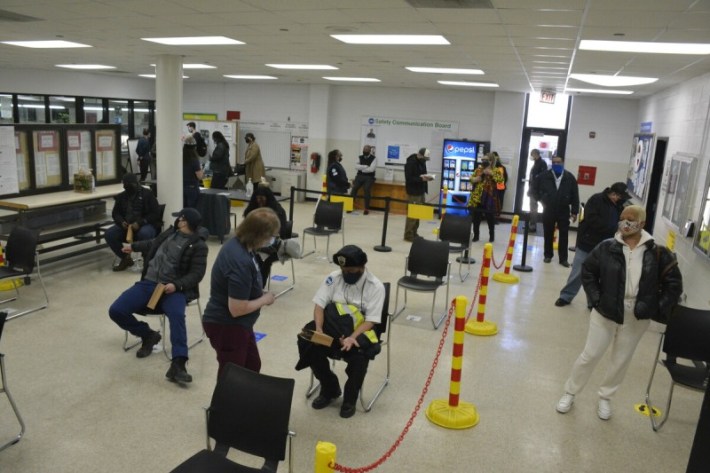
[514,128,567,213]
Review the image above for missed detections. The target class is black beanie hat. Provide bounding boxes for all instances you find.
[333,245,367,267]
[176,208,201,231]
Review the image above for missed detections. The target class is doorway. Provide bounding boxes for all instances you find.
[644,137,668,233]
[514,128,568,214]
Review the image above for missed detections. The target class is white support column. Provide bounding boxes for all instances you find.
[155,55,183,218]
[306,84,331,194]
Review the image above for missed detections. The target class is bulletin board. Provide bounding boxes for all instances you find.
[95,129,117,180]
[0,127,20,195]
[15,130,30,191]
[238,128,291,169]
[360,116,459,173]
[626,133,655,203]
[662,152,697,230]
[32,129,62,188]
[67,129,92,184]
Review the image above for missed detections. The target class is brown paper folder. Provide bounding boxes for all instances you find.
[298,329,334,347]
[146,283,166,310]
[126,225,134,243]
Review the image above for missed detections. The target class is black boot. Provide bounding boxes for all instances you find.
[113,254,134,272]
[136,330,161,358]
[166,356,193,383]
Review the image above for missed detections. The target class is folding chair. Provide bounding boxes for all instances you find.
[645,305,710,431]
[266,221,297,298]
[170,363,296,473]
[393,237,451,329]
[439,213,475,282]
[301,200,344,261]
[123,298,205,361]
[0,226,49,321]
[0,311,25,451]
[306,282,392,412]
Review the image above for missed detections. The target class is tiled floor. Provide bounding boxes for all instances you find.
[0,202,701,472]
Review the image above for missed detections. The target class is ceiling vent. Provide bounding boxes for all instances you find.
[405,0,494,8]
[0,9,43,22]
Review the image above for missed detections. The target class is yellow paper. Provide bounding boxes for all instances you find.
[408,203,434,220]
[330,195,354,212]
[666,231,676,251]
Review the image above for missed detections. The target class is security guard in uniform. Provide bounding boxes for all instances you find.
[296,245,385,418]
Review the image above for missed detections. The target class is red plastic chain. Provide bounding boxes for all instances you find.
[332,300,457,473]
[490,245,505,270]
[465,270,483,323]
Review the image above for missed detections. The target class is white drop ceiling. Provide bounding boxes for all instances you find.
[1,0,709,97]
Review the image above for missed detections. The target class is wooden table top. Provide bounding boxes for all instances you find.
[0,184,124,211]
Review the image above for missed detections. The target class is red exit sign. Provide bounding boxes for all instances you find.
[540,89,556,104]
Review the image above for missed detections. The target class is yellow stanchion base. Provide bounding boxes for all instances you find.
[492,272,519,284]
[0,279,23,292]
[426,399,479,429]
[465,320,498,336]
[635,403,662,417]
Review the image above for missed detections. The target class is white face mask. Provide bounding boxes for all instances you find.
[618,219,641,235]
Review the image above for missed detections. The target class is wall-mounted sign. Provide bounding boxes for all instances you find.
[183,112,218,121]
[540,89,556,104]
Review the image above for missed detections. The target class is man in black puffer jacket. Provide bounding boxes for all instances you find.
[555,205,682,421]
[108,208,208,384]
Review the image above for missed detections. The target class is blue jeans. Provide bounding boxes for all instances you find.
[109,280,188,358]
[105,224,157,258]
[559,248,590,306]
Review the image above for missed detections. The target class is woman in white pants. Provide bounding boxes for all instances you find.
[556,205,682,420]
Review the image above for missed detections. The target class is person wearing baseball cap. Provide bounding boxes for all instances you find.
[403,147,434,241]
[297,245,385,418]
[555,182,630,307]
[108,207,209,384]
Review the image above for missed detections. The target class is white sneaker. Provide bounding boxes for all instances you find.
[597,398,612,420]
[556,393,575,413]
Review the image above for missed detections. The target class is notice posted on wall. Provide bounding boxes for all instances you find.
[0,126,20,195]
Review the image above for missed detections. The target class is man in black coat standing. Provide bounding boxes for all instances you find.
[403,148,434,241]
[531,155,579,266]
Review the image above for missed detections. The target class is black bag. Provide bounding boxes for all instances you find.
[195,133,207,157]
[651,246,679,324]
[235,163,246,176]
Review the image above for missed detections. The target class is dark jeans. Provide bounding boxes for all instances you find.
[351,174,375,210]
[183,184,199,209]
[105,224,157,258]
[203,322,261,377]
[138,157,151,181]
[108,280,188,359]
[542,212,570,262]
[471,206,495,240]
[210,172,228,189]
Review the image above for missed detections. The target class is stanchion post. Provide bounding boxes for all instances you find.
[374,196,392,252]
[492,214,520,284]
[289,185,295,222]
[425,296,479,429]
[466,243,498,336]
[314,441,336,473]
[514,213,533,273]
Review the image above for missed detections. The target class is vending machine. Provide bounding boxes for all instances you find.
[440,139,485,215]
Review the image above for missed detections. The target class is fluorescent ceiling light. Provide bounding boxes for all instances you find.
[141,36,244,46]
[565,87,633,95]
[224,75,278,80]
[406,66,483,75]
[56,64,115,70]
[150,63,216,70]
[580,39,710,55]
[331,35,449,45]
[139,74,189,79]
[266,64,338,70]
[323,77,381,82]
[438,81,499,88]
[1,40,90,48]
[570,73,657,87]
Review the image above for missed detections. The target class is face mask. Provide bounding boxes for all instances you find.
[266,236,277,247]
[551,164,564,175]
[124,183,139,194]
[618,219,641,235]
[481,160,490,168]
[342,271,364,285]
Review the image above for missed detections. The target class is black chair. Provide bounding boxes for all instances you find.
[645,305,710,431]
[170,363,296,473]
[0,226,49,321]
[301,200,344,261]
[439,213,475,282]
[306,282,392,412]
[266,221,297,298]
[123,299,205,361]
[393,237,451,329]
[0,311,25,451]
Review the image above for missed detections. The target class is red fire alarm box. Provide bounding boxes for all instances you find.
[577,165,597,186]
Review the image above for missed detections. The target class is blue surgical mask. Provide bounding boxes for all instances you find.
[551,164,564,175]
[266,237,277,247]
[342,271,364,285]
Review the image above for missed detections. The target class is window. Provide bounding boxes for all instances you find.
[17,94,46,123]
[133,100,151,137]
[49,95,76,123]
[83,97,105,124]
[0,94,13,124]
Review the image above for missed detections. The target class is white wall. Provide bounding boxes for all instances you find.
[638,72,710,308]
[566,96,640,204]
[490,92,526,213]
